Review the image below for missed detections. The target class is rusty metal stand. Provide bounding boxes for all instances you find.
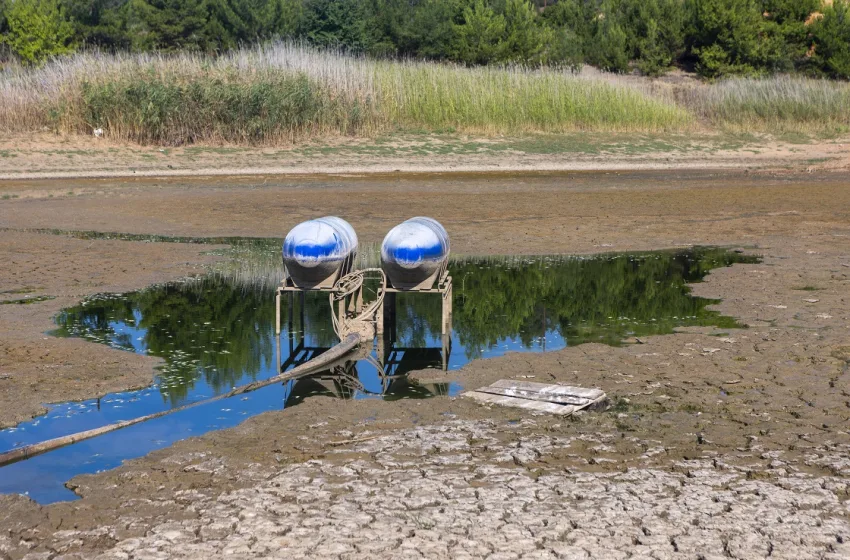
[378,270,453,372]
[275,277,348,377]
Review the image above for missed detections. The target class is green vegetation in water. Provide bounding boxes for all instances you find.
[0,286,37,294]
[0,295,56,304]
[13,227,281,247]
[52,247,759,405]
[446,248,758,354]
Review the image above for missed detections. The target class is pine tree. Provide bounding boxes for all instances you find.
[686,0,785,78]
[811,0,850,79]
[588,3,629,73]
[452,0,506,65]
[402,0,464,60]
[1,0,76,65]
[502,0,549,65]
[61,0,131,50]
[127,0,209,51]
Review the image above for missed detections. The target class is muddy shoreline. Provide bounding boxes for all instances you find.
[0,168,849,558]
[0,133,848,182]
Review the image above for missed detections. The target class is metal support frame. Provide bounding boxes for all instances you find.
[378,270,453,372]
[275,270,454,380]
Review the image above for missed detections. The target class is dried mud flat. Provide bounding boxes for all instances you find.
[0,133,848,182]
[0,168,849,559]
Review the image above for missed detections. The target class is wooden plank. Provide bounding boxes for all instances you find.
[464,391,577,415]
[474,385,593,406]
[488,380,605,401]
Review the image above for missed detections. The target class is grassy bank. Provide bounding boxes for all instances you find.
[684,77,850,135]
[1,43,848,145]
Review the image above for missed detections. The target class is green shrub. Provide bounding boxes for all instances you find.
[761,0,821,70]
[621,0,686,77]
[451,0,506,65]
[501,0,552,65]
[685,0,785,78]
[811,0,850,79]
[80,71,368,144]
[0,0,76,66]
[587,14,629,73]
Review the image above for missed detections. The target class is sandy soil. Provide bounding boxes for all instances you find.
[0,165,849,558]
[0,133,848,181]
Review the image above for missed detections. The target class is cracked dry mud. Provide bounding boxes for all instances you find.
[1,169,849,559]
[6,421,850,559]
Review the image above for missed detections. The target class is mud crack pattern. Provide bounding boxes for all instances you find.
[35,420,847,560]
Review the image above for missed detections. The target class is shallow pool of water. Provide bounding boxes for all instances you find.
[0,247,757,503]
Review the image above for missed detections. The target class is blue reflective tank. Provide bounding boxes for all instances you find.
[282,216,358,288]
[381,217,450,289]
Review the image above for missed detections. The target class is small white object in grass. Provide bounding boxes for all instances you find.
[93,128,103,137]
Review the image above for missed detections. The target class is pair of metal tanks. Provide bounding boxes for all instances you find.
[282,216,450,290]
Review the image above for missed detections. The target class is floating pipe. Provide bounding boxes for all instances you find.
[381,217,450,289]
[0,333,361,468]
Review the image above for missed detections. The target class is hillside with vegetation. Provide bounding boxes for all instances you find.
[1,1,849,146]
[1,0,849,78]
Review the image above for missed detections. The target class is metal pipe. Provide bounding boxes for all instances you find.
[0,333,362,468]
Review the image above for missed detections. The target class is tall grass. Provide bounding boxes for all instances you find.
[684,76,850,134]
[376,62,689,133]
[1,44,847,144]
[0,43,691,144]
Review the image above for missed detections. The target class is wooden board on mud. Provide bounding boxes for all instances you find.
[463,380,606,416]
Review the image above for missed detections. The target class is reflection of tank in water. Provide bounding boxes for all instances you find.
[381,217,450,290]
[282,216,358,288]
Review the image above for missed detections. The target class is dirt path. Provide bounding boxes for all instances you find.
[0,168,848,558]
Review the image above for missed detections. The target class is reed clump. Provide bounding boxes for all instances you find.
[1,44,847,144]
[685,76,850,134]
[376,62,690,133]
[79,72,370,144]
[0,43,691,144]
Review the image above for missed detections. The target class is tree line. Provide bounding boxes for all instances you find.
[1,0,849,78]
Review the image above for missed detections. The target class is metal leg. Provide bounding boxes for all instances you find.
[288,292,294,354]
[377,334,385,367]
[376,291,384,337]
[338,299,345,334]
[275,329,281,374]
[448,282,453,333]
[299,291,306,348]
[385,292,397,344]
[442,282,453,336]
[275,290,281,335]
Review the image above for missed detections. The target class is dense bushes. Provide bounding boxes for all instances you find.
[0,0,76,65]
[79,72,369,143]
[3,44,849,142]
[809,0,850,79]
[0,44,695,142]
[0,0,848,78]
